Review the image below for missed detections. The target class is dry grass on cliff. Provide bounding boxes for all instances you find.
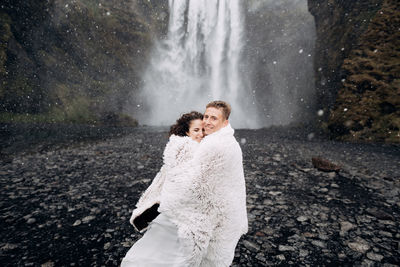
[328,0,400,143]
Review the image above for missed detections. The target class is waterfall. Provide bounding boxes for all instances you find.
[131,0,316,128]
[135,0,259,128]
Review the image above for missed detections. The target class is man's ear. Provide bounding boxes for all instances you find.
[223,119,229,126]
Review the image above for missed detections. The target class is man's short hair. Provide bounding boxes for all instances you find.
[206,100,231,120]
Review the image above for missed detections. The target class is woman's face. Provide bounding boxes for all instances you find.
[187,119,204,143]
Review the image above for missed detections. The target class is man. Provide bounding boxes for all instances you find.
[202,101,230,135]
[159,100,248,266]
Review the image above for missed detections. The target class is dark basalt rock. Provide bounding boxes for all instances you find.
[308,0,383,113]
[0,0,168,123]
[1,126,399,265]
[308,0,400,143]
[311,157,341,172]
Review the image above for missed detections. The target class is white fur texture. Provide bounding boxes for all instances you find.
[129,125,248,266]
[129,135,198,232]
[159,124,248,266]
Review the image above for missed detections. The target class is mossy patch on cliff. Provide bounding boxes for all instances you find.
[0,12,12,77]
[308,0,383,112]
[0,0,168,125]
[328,0,400,143]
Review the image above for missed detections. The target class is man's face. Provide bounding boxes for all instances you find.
[203,107,228,135]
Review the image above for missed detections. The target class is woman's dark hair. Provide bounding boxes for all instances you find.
[169,111,203,137]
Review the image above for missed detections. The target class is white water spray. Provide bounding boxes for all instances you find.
[135,0,259,128]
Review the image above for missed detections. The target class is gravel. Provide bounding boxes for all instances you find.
[1,126,399,266]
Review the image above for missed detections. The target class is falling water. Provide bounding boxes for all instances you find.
[135,0,259,128]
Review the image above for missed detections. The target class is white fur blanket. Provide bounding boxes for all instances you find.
[159,124,248,266]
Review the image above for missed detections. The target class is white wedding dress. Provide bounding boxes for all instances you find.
[122,125,248,266]
[121,135,198,266]
[121,213,191,267]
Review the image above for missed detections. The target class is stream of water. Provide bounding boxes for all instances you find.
[133,0,315,129]
[135,0,258,128]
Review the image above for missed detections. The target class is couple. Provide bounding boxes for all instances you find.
[121,101,248,267]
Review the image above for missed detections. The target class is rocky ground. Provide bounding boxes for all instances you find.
[0,126,399,266]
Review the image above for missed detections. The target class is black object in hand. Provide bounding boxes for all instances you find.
[133,203,160,231]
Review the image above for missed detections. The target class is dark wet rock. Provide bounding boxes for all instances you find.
[0,152,13,163]
[365,208,395,221]
[312,157,341,172]
[299,249,309,257]
[243,240,260,252]
[72,220,81,226]
[0,1,169,122]
[40,261,55,267]
[348,241,370,254]
[82,216,96,224]
[340,221,356,236]
[0,127,399,265]
[296,216,308,222]
[26,218,36,224]
[311,240,327,249]
[309,0,400,143]
[1,243,18,251]
[278,245,295,252]
[276,254,286,261]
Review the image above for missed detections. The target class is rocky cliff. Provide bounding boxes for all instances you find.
[244,1,316,126]
[0,0,168,125]
[309,0,400,143]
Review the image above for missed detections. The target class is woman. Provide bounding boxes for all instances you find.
[121,111,204,267]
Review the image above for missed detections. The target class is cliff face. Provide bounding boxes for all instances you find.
[244,1,316,126]
[309,0,400,143]
[0,0,168,124]
[308,0,383,111]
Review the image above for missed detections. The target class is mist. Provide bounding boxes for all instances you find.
[127,0,316,128]
[244,0,316,126]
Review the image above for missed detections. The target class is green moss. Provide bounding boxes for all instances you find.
[63,97,95,123]
[0,112,65,123]
[0,0,166,124]
[0,12,12,75]
[327,0,400,143]
[0,109,138,126]
[97,112,138,126]
[8,75,33,96]
[0,97,94,124]
[1,73,44,113]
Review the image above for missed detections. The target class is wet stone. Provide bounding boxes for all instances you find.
[26,218,36,224]
[299,249,309,257]
[82,216,96,223]
[1,126,399,266]
[243,240,260,252]
[276,254,286,261]
[366,252,384,262]
[1,243,18,251]
[378,231,393,238]
[362,259,375,267]
[41,261,55,267]
[348,242,370,253]
[297,216,308,222]
[255,253,266,262]
[319,187,329,193]
[311,240,326,248]
[279,245,295,252]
